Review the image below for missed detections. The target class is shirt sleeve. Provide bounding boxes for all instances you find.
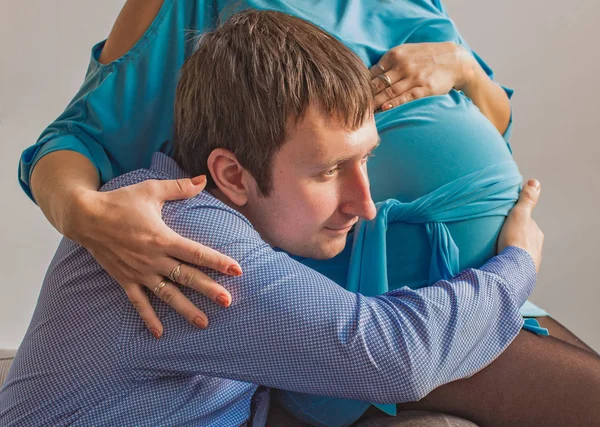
[18,0,218,202]
[124,204,536,404]
[431,0,514,148]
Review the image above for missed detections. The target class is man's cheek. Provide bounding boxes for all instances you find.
[304,187,339,217]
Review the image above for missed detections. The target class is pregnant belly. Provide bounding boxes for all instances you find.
[368,90,519,289]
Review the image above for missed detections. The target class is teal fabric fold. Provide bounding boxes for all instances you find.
[522,318,550,336]
[348,161,523,297]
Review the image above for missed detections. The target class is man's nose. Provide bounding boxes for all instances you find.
[340,166,377,221]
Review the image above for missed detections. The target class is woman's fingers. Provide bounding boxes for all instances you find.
[123,283,164,338]
[368,62,384,79]
[372,78,413,110]
[370,42,461,105]
[160,260,232,308]
[168,232,242,277]
[150,175,208,202]
[381,87,429,111]
[122,278,213,338]
[151,278,209,329]
[369,68,407,95]
[368,52,398,81]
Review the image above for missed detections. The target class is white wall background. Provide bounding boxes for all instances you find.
[1,1,598,352]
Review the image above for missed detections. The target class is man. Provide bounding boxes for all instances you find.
[2,10,596,427]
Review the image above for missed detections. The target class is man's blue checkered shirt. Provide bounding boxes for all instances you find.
[0,153,536,426]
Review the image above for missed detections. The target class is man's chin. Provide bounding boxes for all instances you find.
[304,235,348,260]
[277,232,349,260]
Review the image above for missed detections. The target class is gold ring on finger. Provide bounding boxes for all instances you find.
[169,263,182,282]
[154,279,169,296]
[376,63,386,73]
[376,73,392,88]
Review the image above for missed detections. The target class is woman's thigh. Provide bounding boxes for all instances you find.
[397,329,600,427]
[535,316,599,356]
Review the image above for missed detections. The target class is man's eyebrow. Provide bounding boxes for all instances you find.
[312,136,381,170]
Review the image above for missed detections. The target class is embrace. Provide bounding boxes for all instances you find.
[2,3,599,427]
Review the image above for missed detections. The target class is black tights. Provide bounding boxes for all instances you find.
[392,316,600,427]
[535,316,598,356]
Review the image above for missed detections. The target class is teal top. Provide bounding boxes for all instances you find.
[18,0,518,197]
[18,1,548,425]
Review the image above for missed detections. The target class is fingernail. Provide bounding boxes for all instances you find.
[192,175,207,186]
[528,179,540,190]
[227,265,242,276]
[382,103,393,111]
[216,294,230,308]
[193,316,208,329]
[151,328,161,339]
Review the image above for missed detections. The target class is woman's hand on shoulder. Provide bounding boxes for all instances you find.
[64,176,242,339]
[369,42,476,111]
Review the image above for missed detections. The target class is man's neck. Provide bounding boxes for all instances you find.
[209,188,280,250]
[208,188,240,212]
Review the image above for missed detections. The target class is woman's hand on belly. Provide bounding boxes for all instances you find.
[369,42,475,111]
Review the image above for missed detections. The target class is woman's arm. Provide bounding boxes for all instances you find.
[23,0,239,338]
[30,151,99,238]
[31,150,242,338]
[456,55,511,135]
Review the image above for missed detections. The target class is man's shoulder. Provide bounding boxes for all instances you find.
[100,167,260,250]
[99,167,165,192]
[164,192,260,254]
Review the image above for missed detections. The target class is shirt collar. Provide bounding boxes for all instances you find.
[149,152,189,179]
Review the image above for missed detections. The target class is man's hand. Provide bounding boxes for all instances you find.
[497,180,544,272]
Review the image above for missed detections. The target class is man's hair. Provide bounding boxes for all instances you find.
[173,9,373,195]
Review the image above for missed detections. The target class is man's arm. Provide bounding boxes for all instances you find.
[126,203,536,404]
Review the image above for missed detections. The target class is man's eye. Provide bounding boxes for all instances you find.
[323,167,340,177]
[362,152,375,163]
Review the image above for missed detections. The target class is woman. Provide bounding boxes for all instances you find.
[19,0,598,425]
[21,0,532,336]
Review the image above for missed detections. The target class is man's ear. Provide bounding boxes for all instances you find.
[207,148,251,207]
